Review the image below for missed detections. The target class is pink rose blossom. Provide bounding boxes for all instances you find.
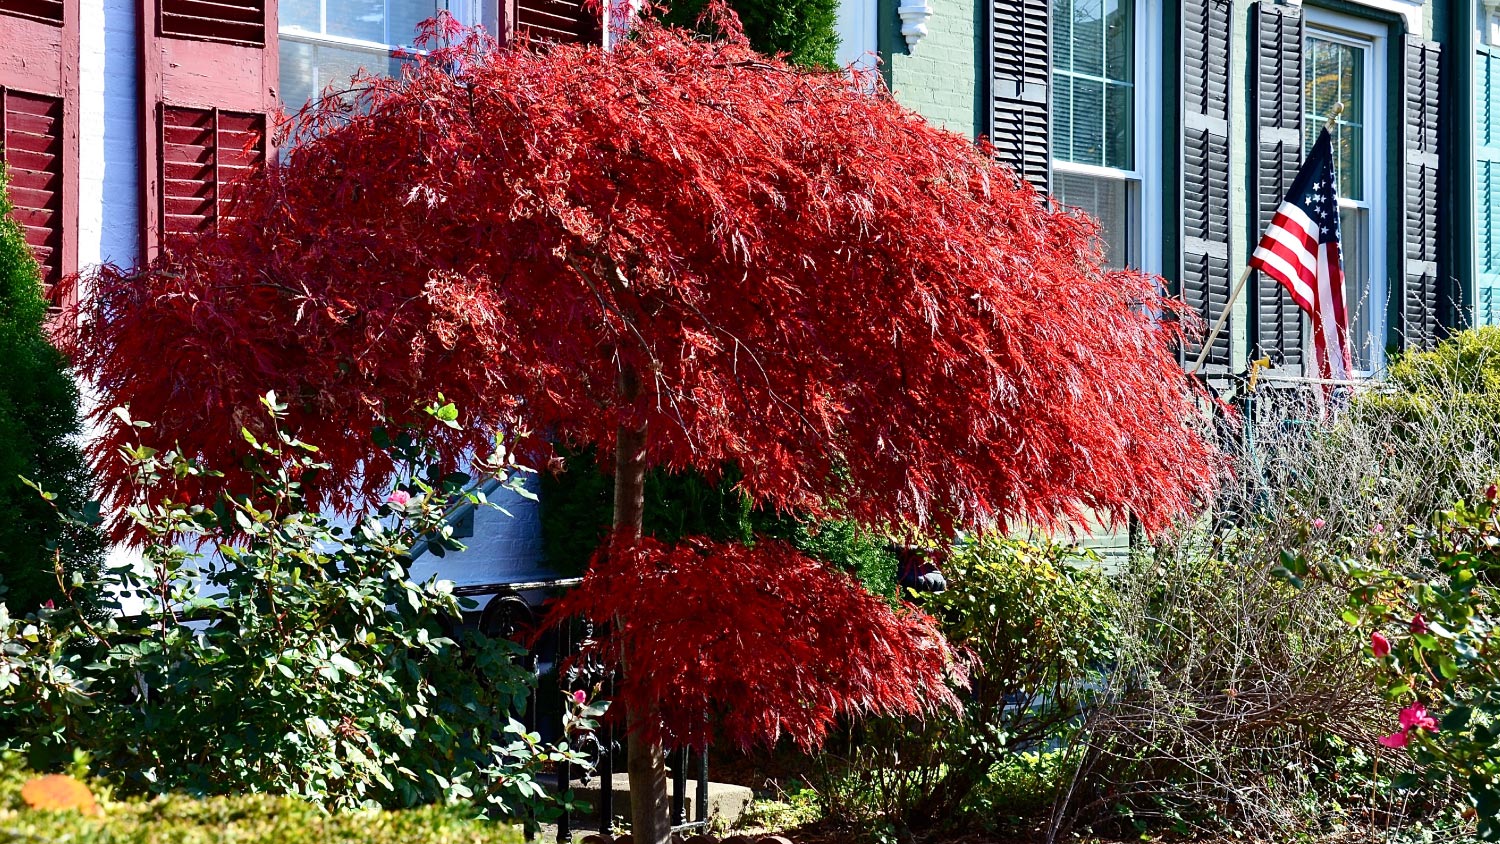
[1377,730,1410,748]
[1313,518,1326,529]
[1399,703,1438,733]
[1488,484,1498,502]
[1373,523,1386,534]
[387,490,411,507]
[1410,613,1430,635]
[1370,631,1391,658]
[572,690,587,704]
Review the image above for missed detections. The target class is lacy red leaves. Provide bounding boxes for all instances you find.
[65,17,1216,537]
[544,535,963,750]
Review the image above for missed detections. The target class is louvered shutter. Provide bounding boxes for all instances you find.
[140,0,274,257]
[1250,2,1303,370]
[2,89,64,297]
[1479,48,1500,326]
[160,106,265,237]
[514,0,597,42]
[0,4,78,308]
[990,0,1049,191]
[159,0,264,45]
[1179,0,1232,368]
[1402,35,1442,349]
[0,0,61,23]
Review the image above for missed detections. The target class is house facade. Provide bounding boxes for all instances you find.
[842,0,1468,383]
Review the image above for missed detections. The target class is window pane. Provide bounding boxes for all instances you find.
[1304,36,1365,200]
[1052,0,1073,71]
[1055,172,1133,267]
[388,0,441,46]
[1105,81,1133,169]
[1338,206,1377,369]
[1104,0,1133,83]
[281,0,319,32]
[327,0,386,42]
[1072,0,1104,76]
[1071,77,1106,165]
[279,39,403,114]
[1054,77,1074,162]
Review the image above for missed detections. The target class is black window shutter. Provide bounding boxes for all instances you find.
[1180,0,1232,368]
[991,0,1049,191]
[1250,2,1304,370]
[1402,35,1442,350]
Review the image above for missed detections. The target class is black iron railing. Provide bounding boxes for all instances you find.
[467,579,712,842]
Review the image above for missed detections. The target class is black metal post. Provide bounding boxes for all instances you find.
[598,716,614,832]
[670,747,688,827]
[695,750,709,826]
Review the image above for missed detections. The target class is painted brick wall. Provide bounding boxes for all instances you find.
[878,0,984,138]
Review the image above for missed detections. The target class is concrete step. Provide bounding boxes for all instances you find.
[550,772,754,827]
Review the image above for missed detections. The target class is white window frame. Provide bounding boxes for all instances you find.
[1304,8,1389,375]
[279,1,485,99]
[1049,0,1164,275]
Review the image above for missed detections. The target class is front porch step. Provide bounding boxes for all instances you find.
[549,772,754,827]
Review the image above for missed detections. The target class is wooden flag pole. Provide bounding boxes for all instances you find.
[1186,102,1344,376]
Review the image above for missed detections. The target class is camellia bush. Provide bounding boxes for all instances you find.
[0,395,587,825]
[1278,492,1500,838]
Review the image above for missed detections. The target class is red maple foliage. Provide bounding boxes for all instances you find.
[544,536,963,751]
[66,17,1217,539]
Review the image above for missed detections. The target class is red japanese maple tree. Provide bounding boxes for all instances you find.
[65,14,1218,841]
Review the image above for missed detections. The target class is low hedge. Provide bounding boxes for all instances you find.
[1,780,523,844]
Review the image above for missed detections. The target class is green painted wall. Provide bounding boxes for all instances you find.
[877,0,986,138]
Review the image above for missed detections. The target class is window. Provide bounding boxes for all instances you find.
[279,0,449,114]
[1050,0,1158,270]
[1303,15,1387,371]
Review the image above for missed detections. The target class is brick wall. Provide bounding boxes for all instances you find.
[879,0,984,139]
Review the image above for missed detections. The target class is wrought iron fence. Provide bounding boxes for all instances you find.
[464,579,712,842]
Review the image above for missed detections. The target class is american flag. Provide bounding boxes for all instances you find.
[1249,128,1353,387]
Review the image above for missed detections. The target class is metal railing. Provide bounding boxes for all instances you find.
[468,579,712,842]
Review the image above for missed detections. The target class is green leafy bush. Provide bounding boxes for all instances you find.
[0,165,104,613]
[1280,492,1500,839]
[809,538,1114,833]
[541,448,898,595]
[663,0,840,68]
[0,755,524,844]
[0,395,587,824]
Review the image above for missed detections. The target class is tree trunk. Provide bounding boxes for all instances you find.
[612,366,671,844]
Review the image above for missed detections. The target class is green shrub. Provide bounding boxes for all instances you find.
[541,447,899,595]
[0,756,524,844]
[0,395,588,825]
[808,538,1114,833]
[663,0,840,68]
[0,165,104,614]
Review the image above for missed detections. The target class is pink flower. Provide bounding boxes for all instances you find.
[1410,613,1430,635]
[1487,484,1498,502]
[387,490,411,507]
[572,690,587,704]
[1313,518,1327,529]
[1378,730,1410,748]
[1399,703,1438,732]
[1373,523,1386,534]
[1370,631,1391,658]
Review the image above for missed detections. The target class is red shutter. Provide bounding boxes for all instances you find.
[139,0,276,257]
[160,105,265,236]
[506,0,601,45]
[0,0,62,24]
[2,90,64,293]
[159,0,264,45]
[0,3,79,309]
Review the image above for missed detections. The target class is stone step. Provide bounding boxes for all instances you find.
[549,772,754,827]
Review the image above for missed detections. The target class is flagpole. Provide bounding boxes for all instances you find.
[1185,102,1344,377]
